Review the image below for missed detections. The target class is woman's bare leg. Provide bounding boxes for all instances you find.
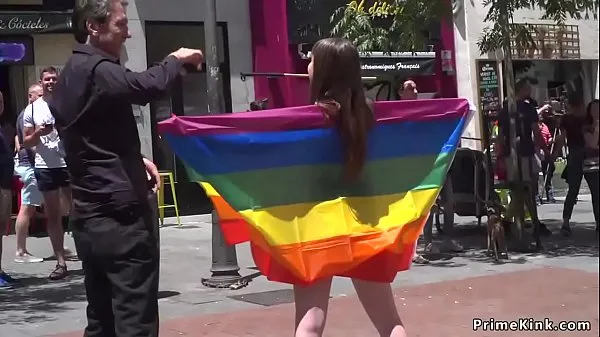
[293,278,333,337]
[352,279,407,337]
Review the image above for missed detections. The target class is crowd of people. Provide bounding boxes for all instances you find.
[493,78,599,237]
[0,68,78,289]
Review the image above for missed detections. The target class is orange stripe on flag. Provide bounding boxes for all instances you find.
[208,195,251,245]
[246,215,427,284]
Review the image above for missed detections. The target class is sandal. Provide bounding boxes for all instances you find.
[412,254,430,265]
[49,264,68,281]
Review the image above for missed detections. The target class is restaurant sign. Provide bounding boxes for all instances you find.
[0,12,73,35]
[360,57,436,77]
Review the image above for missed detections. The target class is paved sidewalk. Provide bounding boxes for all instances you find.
[1,200,598,336]
[53,267,598,337]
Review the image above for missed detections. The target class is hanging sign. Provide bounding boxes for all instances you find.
[0,12,73,35]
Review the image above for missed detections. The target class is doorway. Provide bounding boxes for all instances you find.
[0,66,15,126]
[145,21,233,216]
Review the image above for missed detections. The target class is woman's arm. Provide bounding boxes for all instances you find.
[14,135,20,153]
[583,123,599,149]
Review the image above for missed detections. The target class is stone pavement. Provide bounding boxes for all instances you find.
[1,198,598,337]
[53,267,600,337]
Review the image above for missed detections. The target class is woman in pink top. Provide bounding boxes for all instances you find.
[537,105,556,203]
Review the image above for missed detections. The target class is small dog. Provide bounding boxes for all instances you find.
[486,204,509,261]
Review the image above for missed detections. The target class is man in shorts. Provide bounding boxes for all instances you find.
[497,78,551,236]
[1,90,17,288]
[22,67,70,280]
[13,84,45,263]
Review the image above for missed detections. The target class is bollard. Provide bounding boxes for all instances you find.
[201,210,247,288]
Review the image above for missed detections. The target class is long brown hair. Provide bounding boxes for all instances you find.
[310,38,373,181]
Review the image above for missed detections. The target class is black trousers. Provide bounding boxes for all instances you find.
[73,197,160,337]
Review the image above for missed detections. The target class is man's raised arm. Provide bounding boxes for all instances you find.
[94,48,203,106]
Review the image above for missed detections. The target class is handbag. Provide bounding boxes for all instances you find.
[583,157,599,173]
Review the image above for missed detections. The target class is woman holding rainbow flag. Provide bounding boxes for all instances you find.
[160,38,471,336]
[292,38,405,337]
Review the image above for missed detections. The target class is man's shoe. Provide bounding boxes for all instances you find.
[444,239,465,253]
[0,278,12,289]
[560,225,572,237]
[537,222,552,236]
[0,272,15,288]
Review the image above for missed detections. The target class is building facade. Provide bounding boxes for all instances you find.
[2,0,256,215]
[0,0,75,125]
[452,0,600,149]
[121,0,256,214]
[248,0,460,108]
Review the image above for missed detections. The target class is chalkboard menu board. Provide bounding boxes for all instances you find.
[476,60,501,114]
[287,0,346,44]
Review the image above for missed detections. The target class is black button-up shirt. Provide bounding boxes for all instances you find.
[50,44,183,219]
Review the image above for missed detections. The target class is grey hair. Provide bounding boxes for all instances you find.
[73,0,128,43]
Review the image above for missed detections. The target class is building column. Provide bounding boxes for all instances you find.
[122,3,153,159]
[452,0,481,150]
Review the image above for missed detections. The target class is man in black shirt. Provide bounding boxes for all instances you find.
[497,78,551,236]
[49,0,203,335]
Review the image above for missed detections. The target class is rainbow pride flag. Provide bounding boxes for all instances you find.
[158,99,471,284]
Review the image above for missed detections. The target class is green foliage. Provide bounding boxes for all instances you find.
[477,0,599,56]
[330,0,450,53]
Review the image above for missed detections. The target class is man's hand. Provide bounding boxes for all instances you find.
[170,48,204,70]
[36,124,53,136]
[537,104,551,115]
[143,157,160,193]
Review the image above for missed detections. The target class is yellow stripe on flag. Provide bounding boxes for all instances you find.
[239,188,440,246]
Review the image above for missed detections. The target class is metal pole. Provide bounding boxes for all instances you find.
[200,0,245,288]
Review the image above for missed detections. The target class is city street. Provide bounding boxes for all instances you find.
[1,197,598,337]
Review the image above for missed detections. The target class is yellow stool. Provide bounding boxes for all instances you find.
[158,171,181,226]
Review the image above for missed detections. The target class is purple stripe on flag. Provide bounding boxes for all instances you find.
[158,98,470,136]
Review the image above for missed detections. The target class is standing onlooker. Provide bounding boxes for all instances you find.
[497,78,551,236]
[582,99,599,232]
[397,79,418,100]
[22,67,70,280]
[537,104,557,204]
[556,93,592,236]
[0,91,17,288]
[13,84,45,263]
[50,0,203,335]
